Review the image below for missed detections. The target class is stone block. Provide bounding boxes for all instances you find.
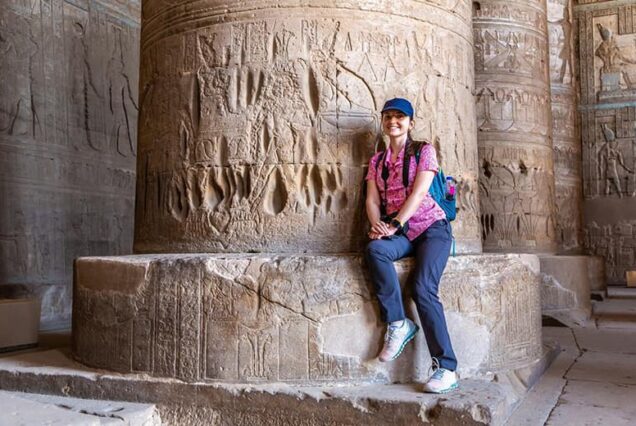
[539,255,592,326]
[0,349,535,426]
[587,255,606,292]
[73,253,543,385]
[627,270,636,287]
[0,298,40,351]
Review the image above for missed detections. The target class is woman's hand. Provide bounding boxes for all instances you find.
[370,220,390,236]
[368,221,398,240]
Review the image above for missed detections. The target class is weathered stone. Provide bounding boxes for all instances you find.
[73,253,543,384]
[0,298,40,351]
[0,349,532,426]
[474,0,557,253]
[133,0,482,255]
[0,0,140,329]
[575,1,636,285]
[548,0,584,254]
[587,255,606,292]
[0,390,160,426]
[539,255,592,326]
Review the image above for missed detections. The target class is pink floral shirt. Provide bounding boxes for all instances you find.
[365,143,446,241]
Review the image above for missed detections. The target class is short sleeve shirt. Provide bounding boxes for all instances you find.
[365,143,446,241]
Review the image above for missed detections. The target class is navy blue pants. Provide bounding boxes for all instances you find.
[365,219,457,371]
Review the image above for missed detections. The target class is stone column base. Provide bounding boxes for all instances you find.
[73,253,543,385]
[539,255,598,326]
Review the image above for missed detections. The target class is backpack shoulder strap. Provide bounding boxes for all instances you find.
[402,140,422,189]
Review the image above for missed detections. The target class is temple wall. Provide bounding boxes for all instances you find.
[549,0,584,253]
[133,0,482,255]
[0,0,140,328]
[574,0,636,284]
[474,0,558,253]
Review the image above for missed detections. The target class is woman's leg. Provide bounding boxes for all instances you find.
[412,220,457,371]
[364,235,413,323]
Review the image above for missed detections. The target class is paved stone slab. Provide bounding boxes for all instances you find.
[0,349,524,426]
[542,327,579,357]
[0,390,159,425]
[573,328,636,355]
[566,351,636,385]
[546,381,636,426]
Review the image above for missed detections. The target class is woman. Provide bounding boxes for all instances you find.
[365,98,458,394]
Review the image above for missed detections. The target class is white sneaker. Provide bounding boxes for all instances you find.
[378,318,419,362]
[423,366,458,394]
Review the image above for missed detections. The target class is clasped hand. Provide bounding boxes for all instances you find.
[368,220,398,240]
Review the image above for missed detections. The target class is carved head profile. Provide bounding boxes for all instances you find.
[597,23,612,42]
[601,123,616,143]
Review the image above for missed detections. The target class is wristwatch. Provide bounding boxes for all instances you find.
[390,218,403,232]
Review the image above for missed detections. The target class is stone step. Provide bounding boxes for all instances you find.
[0,390,160,425]
[593,298,636,329]
[607,286,636,299]
[0,348,543,426]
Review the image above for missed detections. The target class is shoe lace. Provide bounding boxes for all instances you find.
[385,324,400,343]
[429,357,442,378]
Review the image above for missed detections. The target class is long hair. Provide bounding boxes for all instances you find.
[407,132,438,158]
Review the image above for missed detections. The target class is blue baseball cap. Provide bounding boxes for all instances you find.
[381,98,414,118]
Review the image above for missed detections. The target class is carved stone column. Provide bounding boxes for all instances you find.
[474,1,558,253]
[134,0,482,254]
[548,0,583,253]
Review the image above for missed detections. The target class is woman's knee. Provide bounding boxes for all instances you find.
[365,240,392,262]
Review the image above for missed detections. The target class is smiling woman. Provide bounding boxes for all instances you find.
[364,98,458,394]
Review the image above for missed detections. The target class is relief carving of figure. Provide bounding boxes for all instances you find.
[598,124,634,197]
[106,28,138,157]
[0,12,40,137]
[595,23,636,74]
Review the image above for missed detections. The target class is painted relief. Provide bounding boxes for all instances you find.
[134,2,480,254]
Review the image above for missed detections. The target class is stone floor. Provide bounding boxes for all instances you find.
[1,287,635,425]
[507,286,636,426]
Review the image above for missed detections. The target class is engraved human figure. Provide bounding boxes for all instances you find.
[0,12,40,137]
[598,124,634,197]
[595,24,636,74]
[107,28,138,157]
[549,3,573,83]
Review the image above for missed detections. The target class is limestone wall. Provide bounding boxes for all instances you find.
[0,0,140,328]
[474,0,558,253]
[549,0,584,253]
[574,0,636,284]
[134,0,482,254]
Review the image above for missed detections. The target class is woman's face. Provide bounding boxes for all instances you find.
[382,110,414,139]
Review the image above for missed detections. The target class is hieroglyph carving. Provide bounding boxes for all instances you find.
[474,1,557,252]
[135,2,480,253]
[0,0,140,327]
[575,2,636,282]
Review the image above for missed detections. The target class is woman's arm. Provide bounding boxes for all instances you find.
[391,170,435,230]
[366,180,390,239]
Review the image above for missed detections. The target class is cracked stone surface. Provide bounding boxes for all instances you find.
[0,389,159,426]
[507,301,636,426]
[0,349,521,426]
[73,253,543,385]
